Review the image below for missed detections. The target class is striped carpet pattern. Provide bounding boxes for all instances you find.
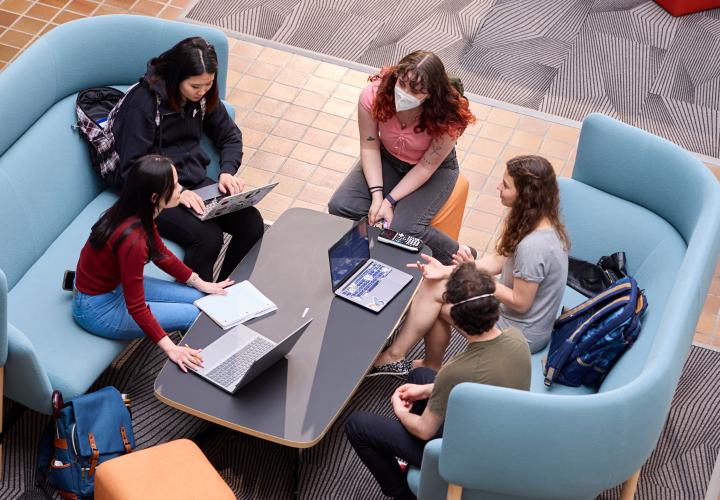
[2,335,719,498]
[184,0,720,158]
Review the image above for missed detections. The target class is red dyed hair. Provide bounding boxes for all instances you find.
[370,51,475,139]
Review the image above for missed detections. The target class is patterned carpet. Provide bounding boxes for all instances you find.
[2,334,719,499]
[184,0,720,159]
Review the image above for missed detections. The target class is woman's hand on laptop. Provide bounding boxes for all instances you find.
[158,336,203,373]
[219,173,245,195]
[180,189,206,214]
[192,277,234,295]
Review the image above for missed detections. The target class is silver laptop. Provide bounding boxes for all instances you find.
[189,319,312,394]
[191,181,279,221]
[329,219,413,312]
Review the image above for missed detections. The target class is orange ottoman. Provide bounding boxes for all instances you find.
[94,439,234,500]
[430,173,469,241]
[655,0,720,15]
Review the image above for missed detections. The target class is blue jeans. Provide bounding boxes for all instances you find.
[72,277,204,340]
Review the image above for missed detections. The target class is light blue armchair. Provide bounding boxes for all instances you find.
[0,15,230,420]
[408,114,720,499]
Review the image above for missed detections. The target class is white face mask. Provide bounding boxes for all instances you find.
[394,85,424,112]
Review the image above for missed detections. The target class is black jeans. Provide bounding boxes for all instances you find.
[345,368,440,500]
[328,147,460,264]
[155,178,264,282]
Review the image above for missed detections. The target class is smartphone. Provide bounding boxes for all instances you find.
[377,229,423,252]
[62,270,76,291]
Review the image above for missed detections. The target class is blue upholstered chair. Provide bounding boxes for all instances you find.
[408,114,720,499]
[0,16,230,420]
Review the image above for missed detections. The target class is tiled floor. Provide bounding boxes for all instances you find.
[2,2,720,348]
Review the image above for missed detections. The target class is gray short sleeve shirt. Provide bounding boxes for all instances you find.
[497,229,568,353]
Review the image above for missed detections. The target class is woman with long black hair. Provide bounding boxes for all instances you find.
[72,155,232,372]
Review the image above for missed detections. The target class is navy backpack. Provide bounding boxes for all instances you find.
[543,276,648,389]
[37,386,134,499]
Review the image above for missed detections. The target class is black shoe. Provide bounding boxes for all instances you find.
[366,359,412,378]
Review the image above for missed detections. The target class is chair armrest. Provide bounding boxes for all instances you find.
[417,439,450,500]
[0,269,6,365]
[438,382,669,499]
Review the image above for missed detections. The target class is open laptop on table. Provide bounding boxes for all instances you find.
[190,181,279,221]
[329,219,413,312]
[189,319,313,394]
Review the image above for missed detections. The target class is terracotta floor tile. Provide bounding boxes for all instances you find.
[66,0,96,15]
[478,122,513,143]
[105,0,134,9]
[500,144,536,164]
[53,10,82,23]
[275,68,308,88]
[239,128,266,149]
[157,5,182,19]
[470,137,505,158]
[314,61,346,81]
[26,3,58,20]
[246,60,282,80]
[508,129,543,151]
[227,54,250,73]
[239,165,275,186]
[332,82,361,103]
[12,16,45,34]
[340,119,359,139]
[547,123,580,144]
[458,226,492,253]
[302,127,336,149]
[238,74,271,95]
[240,111,276,134]
[516,115,550,135]
[468,101,491,121]
[0,61,7,70]
[245,150,286,173]
[0,42,19,59]
[1,0,31,14]
[341,68,371,88]
[487,108,520,128]
[459,169,488,193]
[702,294,720,315]
[259,135,297,156]
[465,189,479,208]
[0,10,19,26]
[309,166,345,190]
[265,81,300,103]
[321,97,355,118]
[37,21,55,35]
[540,138,575,159]
[231,40,263,60]
[456,133,474,152]
[482,174,502,195]
[257,46,292,66]
[286,53,320,73]
[256,191,293,213]
[279,158,317,179]
[257,207,281,223]
[226,69,244,89]
[461,152,495,175]
[272,119,307,140]
[330,134,358,157]
[298,182,334,206]
[463,208,501,233]
[312,111,346,133]
[92,4,124,15]
[473,193,505,216]
[253,96,289,118]
[0,28,32,47]
[304,75,338,96]
[131,0,163,16]
[291,142,325,164]
[228,89,261,111]
[320,151,356,173]
[270,173,305,198]
[169,0,192,8]
[283,103,318,125]
[463,119,483,138]
[291,198,326,213]
[696,312,717,335]
[293,90,327,111]
[38,0,68,8]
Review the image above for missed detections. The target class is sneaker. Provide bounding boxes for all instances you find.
[366,359,412,378]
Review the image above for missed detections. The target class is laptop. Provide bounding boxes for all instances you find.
[189,319,313,394]
[329,219,413,312]
[190,181,279,221]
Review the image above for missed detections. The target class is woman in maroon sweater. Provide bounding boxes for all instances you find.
[73,154,232,372]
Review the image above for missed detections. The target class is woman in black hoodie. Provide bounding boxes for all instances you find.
[113,37,264,282]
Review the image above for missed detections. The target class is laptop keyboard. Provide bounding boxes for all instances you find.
[341,261,391,298]
[206,336,275,388]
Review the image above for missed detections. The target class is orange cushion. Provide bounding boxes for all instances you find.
[94,439,234,500]
[430,173,469,241]
[654,0,720,15]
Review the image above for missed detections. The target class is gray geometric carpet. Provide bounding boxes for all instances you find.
[2,335,719,499]
[185,0,720,159]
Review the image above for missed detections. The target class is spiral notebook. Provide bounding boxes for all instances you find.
[194,281,277,329]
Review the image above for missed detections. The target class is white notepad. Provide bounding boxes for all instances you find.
[194,281,277,330]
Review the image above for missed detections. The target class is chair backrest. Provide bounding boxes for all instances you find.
[0,15,229,289]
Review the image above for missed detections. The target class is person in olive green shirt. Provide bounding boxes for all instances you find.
[346,263,531,500]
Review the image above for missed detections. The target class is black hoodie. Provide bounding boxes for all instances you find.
[112,62,243,188]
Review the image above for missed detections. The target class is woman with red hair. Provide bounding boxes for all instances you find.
[328,51,475,264]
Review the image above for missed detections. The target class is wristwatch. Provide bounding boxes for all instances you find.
[385,194,398,207]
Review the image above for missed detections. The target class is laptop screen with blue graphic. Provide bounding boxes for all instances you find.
[328,220,370,291]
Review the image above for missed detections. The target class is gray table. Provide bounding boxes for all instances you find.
[154,208,425,448]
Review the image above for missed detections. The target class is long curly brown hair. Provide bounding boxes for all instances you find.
[495,155,570,257]
[370,51,475,139]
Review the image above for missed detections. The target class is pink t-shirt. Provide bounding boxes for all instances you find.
[359,81,432,164]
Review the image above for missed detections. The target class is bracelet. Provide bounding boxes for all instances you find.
[369,187,384,194]
[368,185,383,192]
[385,194,398,207]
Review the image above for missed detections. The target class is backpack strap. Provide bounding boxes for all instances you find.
[120,426,132,453]
[87,432,99,477]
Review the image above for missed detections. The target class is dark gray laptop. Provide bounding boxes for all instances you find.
[189,319,313,394]
[191,181,279,221]
[329,219,413,312]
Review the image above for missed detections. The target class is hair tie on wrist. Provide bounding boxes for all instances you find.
[385,194,398,207]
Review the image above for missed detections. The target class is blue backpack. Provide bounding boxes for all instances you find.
[37,386,134,499]
[543,277,648,389]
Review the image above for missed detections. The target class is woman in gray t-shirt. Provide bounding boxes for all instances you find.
[370,155,570,375]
